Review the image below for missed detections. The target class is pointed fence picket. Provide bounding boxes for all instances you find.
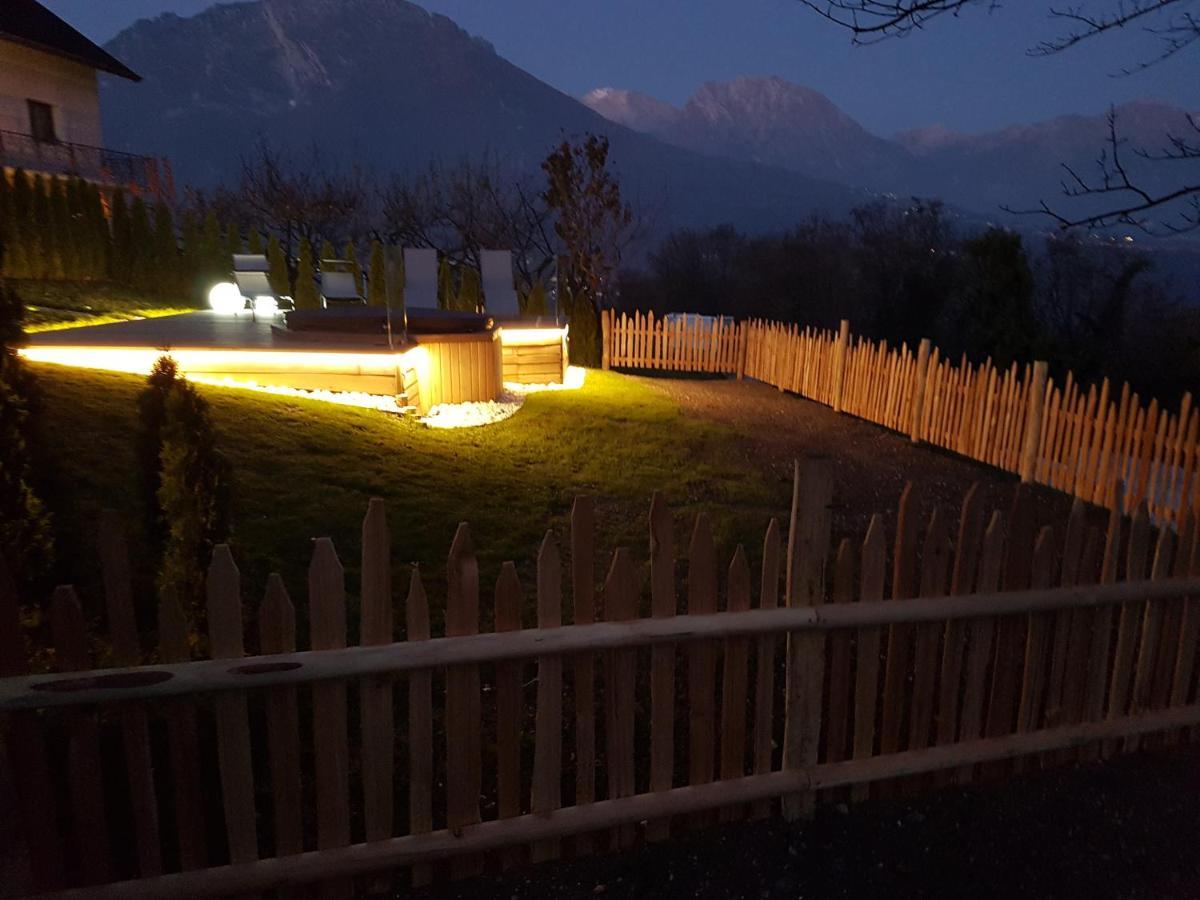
[3,467,1200,898]
[602,309,1200,526]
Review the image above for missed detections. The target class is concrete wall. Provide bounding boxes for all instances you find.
[0,41,102,146]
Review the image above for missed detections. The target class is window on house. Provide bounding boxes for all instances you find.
[27,100,57,144]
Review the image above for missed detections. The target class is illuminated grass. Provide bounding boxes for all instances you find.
[30,365,780,636]
[14,280,201,333]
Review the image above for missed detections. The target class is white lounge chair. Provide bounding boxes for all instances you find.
[403,248,438,310]
[319,261,365,308]
[231,254,291,315]
[480,249,520,319]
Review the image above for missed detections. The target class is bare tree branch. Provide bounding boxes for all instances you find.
[1002,108,1200,232]
[797,2,1199,230]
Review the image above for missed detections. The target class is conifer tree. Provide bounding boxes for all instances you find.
[266,234,289,295]
[437,255,455,310]
[8,171,33,280]
[63,179,85,280]
[224,221,242,265]
[293,238,319,309]
[457,265,481,312]
[137,355,178,558]
[320,239,336,267]
[110,189,133,284]
[343,240,362,295]
[152,202,177,296]
[523,279,548,316]
[367,240,386,307]
[200,209,223,286]
[246,229,264,256]
[0,244,54,583]
[0,177,14,279]
[129,196,154,290]
[156,372,231,618]
[47,178,68,280]
[83,183,108,280]
[29,174,51,280]
[179,210,201,293]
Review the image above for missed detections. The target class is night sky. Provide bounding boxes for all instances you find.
[42,0,1200,136]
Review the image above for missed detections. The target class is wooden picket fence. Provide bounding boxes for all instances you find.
[601,310,1200,527]
[3,468,1200,898]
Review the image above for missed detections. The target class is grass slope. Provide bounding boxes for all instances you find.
[30,364,780,645]
[15,280,198,332]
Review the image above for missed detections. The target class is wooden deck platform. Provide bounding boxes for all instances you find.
[22,311,567,412]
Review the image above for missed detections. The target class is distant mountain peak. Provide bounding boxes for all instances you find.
[583,74,910,188]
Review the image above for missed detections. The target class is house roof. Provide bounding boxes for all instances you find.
[0,0,140,81]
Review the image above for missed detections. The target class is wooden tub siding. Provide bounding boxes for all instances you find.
[502,337,565,385]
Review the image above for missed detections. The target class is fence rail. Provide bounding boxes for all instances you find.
[601,310,1199,527]
[2,466,1199,897]
[0,130,175,202]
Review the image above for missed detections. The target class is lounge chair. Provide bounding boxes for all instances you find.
[403,248,438,310]
[232,253,292,315]
[480,249,520,319]
[319,261,365,308]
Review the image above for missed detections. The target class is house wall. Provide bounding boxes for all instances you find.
[0,41,102,145]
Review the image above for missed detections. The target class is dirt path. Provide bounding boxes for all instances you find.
[408,748,1200,899]
[640,374,1107,546]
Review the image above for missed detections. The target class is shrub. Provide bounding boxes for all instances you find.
[522,279,548,316]
[136,356,180,559]
[367,240,386,307]
[0,265,53,582]
[266,234,289,295]
[293,238,319,309]
[156,376,231,617]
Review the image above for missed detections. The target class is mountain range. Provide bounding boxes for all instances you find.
[584,78,1199,230]
[97,0,863,235]
[97,0,1198,237]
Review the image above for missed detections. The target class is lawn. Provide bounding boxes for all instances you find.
[15,280,199,332]
[28,364,782,647]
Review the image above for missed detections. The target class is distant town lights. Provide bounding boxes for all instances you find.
[208,282,246,315]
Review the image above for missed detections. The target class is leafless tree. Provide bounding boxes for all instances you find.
[797,1,1200,231]
[379,159,557,289]
[211,143,369,256]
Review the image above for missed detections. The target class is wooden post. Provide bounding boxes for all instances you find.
[751,517,782,820]
[600,308,611,370]
[603,548,637,849]
[206,546,259,872]
[493,563,523,870]
[359,499,393,878]
[260,575,302,861]
[99,511,162,879]
[909,338,932,443]
[309,538,352,899]
[158,588,208,872]
[735,321,749,381]
[781,457,834,821]
[647,493,676,841]
[445,523,483,874]
[570,496,597,856]
[1020,361,1050,483]
[405,568,433,887]
[831,319,850,413]
[52,586,111,886]
[687,513,718,825]
[850,515,886,803]
[531,533,563,862]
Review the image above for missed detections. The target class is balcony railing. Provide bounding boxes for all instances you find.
[0,130,174,202]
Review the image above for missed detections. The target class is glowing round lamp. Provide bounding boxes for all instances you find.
[208,282,245,315]
[253,295,279,315]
